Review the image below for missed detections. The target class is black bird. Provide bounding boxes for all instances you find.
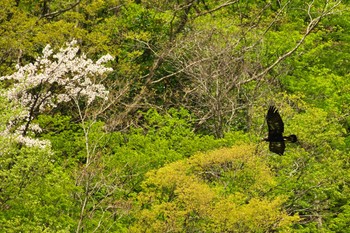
[264,106,297,155]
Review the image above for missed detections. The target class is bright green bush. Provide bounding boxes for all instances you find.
[131,145,300,232]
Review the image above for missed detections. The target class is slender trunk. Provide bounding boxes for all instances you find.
[75,99,92,233]
[76,176,90,233]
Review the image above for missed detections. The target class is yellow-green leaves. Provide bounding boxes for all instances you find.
[132,145,299,232]
[210,197,299,232]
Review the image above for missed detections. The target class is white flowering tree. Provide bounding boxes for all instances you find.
[1,40,116,232]
[0,40,113,148]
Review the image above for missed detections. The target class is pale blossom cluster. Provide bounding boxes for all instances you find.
[0,40,114,148]
[0,124,51,149]
[15,134,51,149]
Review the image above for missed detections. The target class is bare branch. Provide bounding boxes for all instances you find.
[194,0,240,17]
[39,0,82,20]
[255,0,341,79]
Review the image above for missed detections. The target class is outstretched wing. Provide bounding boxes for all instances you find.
[266,106,284,137]
[269,141,285,155]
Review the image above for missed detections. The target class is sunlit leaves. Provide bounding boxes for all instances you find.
[132,145,299,232]
[210,196,299,232]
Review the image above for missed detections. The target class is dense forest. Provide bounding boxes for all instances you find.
[1,0,350,232]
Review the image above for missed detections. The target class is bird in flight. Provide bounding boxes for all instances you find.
[264,106,297,155]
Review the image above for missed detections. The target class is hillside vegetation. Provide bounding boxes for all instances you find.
[1,0,350,232]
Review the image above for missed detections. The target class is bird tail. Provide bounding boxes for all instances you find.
[284,134,297,143]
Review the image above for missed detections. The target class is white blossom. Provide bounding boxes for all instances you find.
[0,39,113,148]
[16,134,51,149]
[96,54,114,65]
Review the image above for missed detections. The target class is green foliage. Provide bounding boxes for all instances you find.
[140,108,223,156]
[0,102,77,231]
[0,0,37,74]
[329,202,350,232]
[279,9,350,117]
[36,114,85,165]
